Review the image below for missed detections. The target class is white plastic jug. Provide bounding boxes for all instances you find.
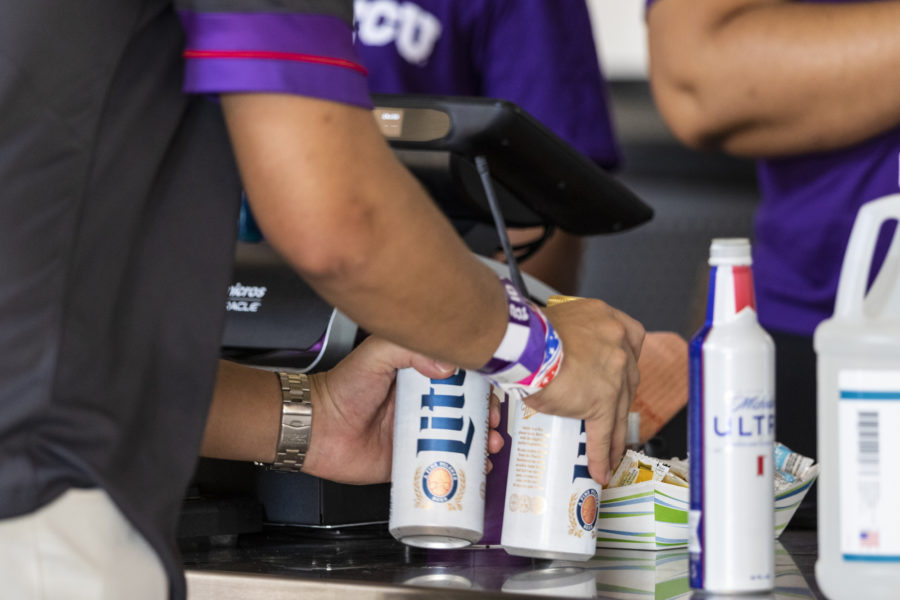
[814,194,900,599]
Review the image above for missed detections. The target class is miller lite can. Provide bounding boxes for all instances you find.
[500,396,600,561]
[689,238,775,592]
[389,368,490,548]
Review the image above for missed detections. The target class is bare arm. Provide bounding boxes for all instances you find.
[648,0,900,157]
[221,93,506,369]
[200,360,281,464]
[219,93,646,484]
[201,346,505,485]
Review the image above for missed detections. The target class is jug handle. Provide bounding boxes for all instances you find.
[833,194,900,318]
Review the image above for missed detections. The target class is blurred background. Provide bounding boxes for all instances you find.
[583,0,758,340]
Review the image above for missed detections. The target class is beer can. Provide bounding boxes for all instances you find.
[500,397,600,560]
[389,367,490,549]
[689,238,775,592]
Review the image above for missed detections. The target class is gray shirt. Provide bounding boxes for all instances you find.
[0,2,241,597]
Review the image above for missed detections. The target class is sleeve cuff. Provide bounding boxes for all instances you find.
[178,11,373,109]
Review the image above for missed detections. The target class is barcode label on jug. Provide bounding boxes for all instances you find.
[838,370,900,561]
[856,411,879,473]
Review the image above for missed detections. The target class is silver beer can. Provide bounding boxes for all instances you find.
[389,367,490,548]
[501,397,600,560]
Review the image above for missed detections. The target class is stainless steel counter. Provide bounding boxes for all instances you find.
[183,525,823,599]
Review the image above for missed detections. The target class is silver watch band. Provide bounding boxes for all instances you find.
[269,372,312,472]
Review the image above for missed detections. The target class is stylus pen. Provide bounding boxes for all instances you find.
[475,155,529,299]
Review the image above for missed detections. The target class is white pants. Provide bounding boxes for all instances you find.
[0,488,167,600]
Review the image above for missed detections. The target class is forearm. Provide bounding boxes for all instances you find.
[309,186,506,369]
[200,361,281,462]
[222,94,507,368]
[648,0,900,156]
[299,169,507,369]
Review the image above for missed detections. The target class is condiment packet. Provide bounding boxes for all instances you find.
[774,442,814,479]
[609,449,687,488]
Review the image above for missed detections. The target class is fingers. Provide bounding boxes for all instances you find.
[536,298,646,487]
[585,417,614,486]
[489,389,502,429]
[607,373,634,473]
[485,427,505,474]
[487,389,505,457]
[488,429,504,455]
[609,333,641,470]
[413,359,458,381]
[345,336,456,380]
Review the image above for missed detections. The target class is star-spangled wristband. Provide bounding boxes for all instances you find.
[478,278,564,400]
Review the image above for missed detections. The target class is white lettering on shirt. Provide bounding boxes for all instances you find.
[355,0,443,65]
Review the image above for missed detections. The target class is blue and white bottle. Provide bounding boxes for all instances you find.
[689,238,775,593]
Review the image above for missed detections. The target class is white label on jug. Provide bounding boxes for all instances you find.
[838,370,900,561]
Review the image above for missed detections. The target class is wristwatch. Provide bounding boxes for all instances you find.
[268,371,312,472]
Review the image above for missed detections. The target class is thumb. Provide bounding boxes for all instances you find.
[409,355,458,380]
[348,336,457,380]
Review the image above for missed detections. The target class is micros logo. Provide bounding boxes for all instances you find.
[226,282,267,313]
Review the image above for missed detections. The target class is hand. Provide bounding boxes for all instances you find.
[630,332,688,443]
[523,299,644,485]
[302,337,504,485]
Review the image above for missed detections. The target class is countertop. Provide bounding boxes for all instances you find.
[182,524,823,599]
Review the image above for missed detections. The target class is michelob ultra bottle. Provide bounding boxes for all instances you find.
[815,195,900,599]
[689,238,775,593]
[389,368,490,548]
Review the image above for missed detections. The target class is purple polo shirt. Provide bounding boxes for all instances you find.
[755,130,899,336]
[178,4,372,109]
[648,0,897,336]
[354,0,621,169]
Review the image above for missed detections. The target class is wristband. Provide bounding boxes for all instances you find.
[478,279,563,399]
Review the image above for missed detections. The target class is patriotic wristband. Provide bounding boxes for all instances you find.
[478,279,564,400]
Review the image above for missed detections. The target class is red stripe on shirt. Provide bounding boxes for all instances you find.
[183,49,368,76]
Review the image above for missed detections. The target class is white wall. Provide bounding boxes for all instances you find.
[586,0,648,80]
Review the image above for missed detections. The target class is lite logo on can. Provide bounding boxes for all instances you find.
[416,369,475,456]
[414,370,476,508]
[390,368,489,549]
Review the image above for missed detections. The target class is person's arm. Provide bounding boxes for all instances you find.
[201,342,503,485]
[221,93,506,368]
[221,94,645,483]
[647,0,900,157]
[179,2,644,484]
